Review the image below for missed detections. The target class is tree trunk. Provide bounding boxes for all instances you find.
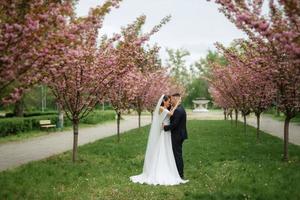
[243,113,247,134]
[57,103,64,130]
[151,111,153,122]
[224,109,227,120]
[117,112,121,142]
[14,99,24,117]
[283,116,291,161]
[255,112,261,142]
[138,111,141,128]
[229,111,233,126]
[58,110,64,130]
[72,119,79,163]
[235,109,238,127]
[276,92,280,117]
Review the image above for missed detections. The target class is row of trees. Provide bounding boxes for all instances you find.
[0,0,183,162]
[208,0,300,160]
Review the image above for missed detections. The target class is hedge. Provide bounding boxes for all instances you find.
[81,110,115,124]
[63,110,116,126]
[0,110,115,137]
[0,115,58,137]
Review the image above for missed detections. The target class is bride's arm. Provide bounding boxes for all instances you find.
[159,106,164,114]
[167,97,181,116]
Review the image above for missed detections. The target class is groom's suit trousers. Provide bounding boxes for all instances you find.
[171,137,184,178]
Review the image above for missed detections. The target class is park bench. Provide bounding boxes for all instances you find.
[39,120,56,131]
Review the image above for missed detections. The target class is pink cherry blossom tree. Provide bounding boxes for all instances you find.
[107,15,170,139]
[211,0,300,160]
[119,15,171,128]
[144,72,169,121]
[0,0,74,102]
[108,70,138,142]
[218,40,277,140]
[42,0,122,162]
[207,63,242,127]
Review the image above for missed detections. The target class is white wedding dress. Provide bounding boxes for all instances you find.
[130,95,188,185]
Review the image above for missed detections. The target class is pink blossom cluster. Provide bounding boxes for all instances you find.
[1,0,73,102]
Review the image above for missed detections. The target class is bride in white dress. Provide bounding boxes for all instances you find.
[130,95,188,185]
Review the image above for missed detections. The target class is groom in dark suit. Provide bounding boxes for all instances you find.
[164,93,188,179]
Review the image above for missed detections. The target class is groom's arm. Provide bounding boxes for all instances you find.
[164,109,181,132]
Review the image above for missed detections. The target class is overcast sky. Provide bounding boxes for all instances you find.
[76,0,246,65]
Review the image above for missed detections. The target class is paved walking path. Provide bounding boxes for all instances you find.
[0,115,151,172]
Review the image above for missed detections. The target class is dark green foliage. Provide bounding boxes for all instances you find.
[183,78,211,108]
[0,115,58,137]
[81,110,115,125]
[4,111,59,118]
[184,50,227,108]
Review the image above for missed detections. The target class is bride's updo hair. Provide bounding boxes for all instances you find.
[161,95,170,106]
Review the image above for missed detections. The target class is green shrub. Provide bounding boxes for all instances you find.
[81,110,115,124]
[0,115,58,137]
[5,111,58,118]
[264,106,278,115]
[0,118,26,136]
[61,110,115,126]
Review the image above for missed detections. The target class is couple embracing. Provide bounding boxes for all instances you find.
[130,93,189,185]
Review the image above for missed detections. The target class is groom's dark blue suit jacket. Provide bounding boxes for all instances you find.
[164,105,188,141]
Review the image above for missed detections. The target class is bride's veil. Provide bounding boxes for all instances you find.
[142,94,164,175]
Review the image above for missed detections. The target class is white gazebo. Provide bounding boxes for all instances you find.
[192,98,210,113]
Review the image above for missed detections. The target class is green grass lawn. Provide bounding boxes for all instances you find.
[0,120,299,200]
